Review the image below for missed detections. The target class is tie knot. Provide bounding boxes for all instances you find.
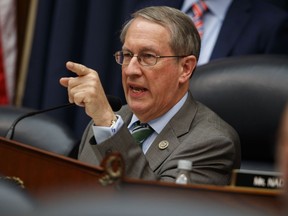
[131,121,154,146]
[132,120,149,128]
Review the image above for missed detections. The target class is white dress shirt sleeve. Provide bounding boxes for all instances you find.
[92,114,124,144]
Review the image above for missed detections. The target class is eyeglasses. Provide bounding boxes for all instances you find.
[114,51,189,66]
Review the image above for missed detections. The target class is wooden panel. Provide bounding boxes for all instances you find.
[0,137,118,198]
[0,136,285,214]
[121,178,284,215]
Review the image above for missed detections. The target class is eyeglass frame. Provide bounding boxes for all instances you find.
[113,51,190,67]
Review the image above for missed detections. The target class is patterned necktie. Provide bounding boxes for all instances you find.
[191,0,208,38]
[131,121,154,147]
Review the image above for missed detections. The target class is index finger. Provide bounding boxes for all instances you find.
[66,61,91,76]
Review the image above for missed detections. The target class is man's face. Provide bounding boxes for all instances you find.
[122,17,189,122]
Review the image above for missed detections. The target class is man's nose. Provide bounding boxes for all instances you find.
[123,56,142,75]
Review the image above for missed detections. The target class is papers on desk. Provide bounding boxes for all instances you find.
[231,169,284,190]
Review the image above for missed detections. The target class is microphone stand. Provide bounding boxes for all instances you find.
[5,103,75,140]
[5,95,122,140]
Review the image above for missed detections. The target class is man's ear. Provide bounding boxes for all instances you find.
[179,55,197,83]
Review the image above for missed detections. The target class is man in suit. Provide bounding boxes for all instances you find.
[60,6,241,185]
[133,0,288,65]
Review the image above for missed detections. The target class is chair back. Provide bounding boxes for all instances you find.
[190,55,288,170]
[0,106,79,156]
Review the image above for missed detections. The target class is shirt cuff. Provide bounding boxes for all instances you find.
[92,114,123,144]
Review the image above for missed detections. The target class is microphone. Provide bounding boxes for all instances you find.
[107,95,122,112]
[5,95,122,140]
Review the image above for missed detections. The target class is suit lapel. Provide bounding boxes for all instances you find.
[210,0,252,59]
[146,92,198,171]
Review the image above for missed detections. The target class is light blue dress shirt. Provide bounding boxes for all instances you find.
[181,0,233,65]
[92,92,188,154]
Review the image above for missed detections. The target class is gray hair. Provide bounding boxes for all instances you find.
[120,6,201,60]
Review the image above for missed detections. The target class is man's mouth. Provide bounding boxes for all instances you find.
[130,86,147,93]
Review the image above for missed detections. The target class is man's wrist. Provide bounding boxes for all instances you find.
[92,115,124,143]
[110,116,118,127]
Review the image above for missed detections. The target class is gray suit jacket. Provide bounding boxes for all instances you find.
[78,92,241,185]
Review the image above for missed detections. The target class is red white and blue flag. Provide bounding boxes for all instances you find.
[0,0,17,104]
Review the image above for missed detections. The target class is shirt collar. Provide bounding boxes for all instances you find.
[128,92,188,134]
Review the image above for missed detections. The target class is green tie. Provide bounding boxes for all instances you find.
[131,121,154,146]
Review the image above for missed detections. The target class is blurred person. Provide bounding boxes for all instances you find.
[277,104,288,188]
[133,0,288,65]
[276,104,288,215]
[60,6,241,185]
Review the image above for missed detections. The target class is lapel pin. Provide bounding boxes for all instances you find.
[158,140,169,150]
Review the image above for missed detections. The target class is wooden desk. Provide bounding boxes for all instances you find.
[121,178,283,215]
[0,137,121,197]
[0,136,285,215]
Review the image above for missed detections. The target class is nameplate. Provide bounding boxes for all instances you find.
[231,169,284,190]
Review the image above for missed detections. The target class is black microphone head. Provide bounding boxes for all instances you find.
[107,95,122,111]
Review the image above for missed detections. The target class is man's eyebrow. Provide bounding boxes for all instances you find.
[122,47,131,52]
[142,44,160,51]
[140,47,157,53]
[122,46,160,54]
